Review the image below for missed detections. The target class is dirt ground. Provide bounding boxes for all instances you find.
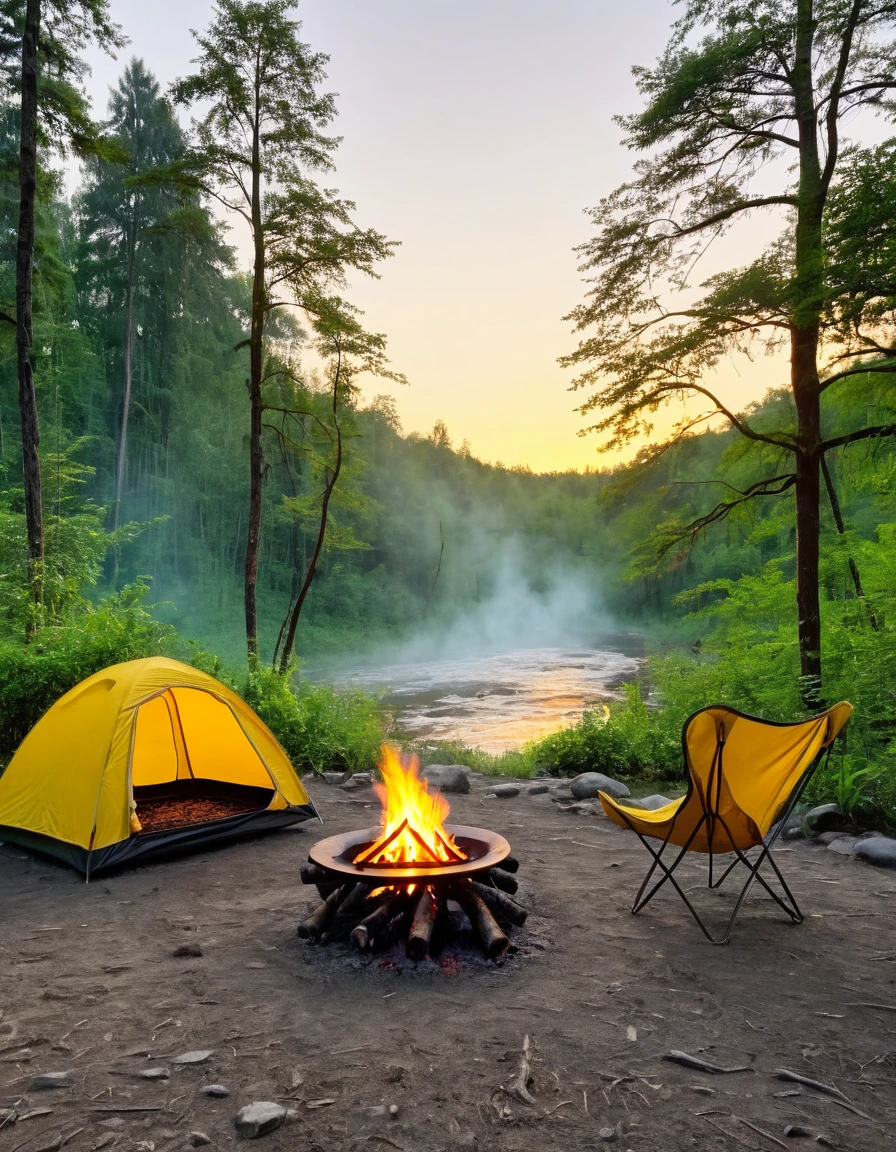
[2,774,895,1152]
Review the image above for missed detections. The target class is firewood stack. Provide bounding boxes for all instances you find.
[297,855,527,959]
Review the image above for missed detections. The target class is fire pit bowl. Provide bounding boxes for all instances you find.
[309,823,511,882]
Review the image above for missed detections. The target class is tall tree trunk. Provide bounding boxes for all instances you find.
[244,76,264,664]
[277,359,343,674]
[113,223,138,531]
[17,0,43,616]
[791,0,825,708]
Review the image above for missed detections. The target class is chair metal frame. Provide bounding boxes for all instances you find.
[616,706,837,946]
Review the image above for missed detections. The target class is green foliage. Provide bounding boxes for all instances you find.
[0,579,175,755]
[528,684,682,782]
[243,665,384,774]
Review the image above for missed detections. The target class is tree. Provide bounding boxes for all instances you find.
[173,0,395,664]
[272,297,403,673]
[564,0,896,705]
[77,59,192,528]
[0,0,122,613]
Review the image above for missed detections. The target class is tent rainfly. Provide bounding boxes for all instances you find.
[0,657,319,876]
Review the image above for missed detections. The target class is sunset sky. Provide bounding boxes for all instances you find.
[81,0,795,473]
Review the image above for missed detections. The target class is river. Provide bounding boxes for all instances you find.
[326,633,644,754]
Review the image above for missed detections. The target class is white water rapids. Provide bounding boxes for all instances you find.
[326,635,643,754]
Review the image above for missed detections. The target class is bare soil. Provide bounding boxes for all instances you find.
[2,774,895,1152]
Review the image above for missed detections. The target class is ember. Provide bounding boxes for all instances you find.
[298,745,529,959]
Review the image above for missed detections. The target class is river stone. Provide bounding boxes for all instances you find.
[630,794,671,811]
[188,1134,211,1147]
[339,774,372,791]
[855,836,896,869]
[173,1050,214,1065]
[801,803,841,838]
[421,765,470,794]
[525,784,550,796]
[234,1103,288,1139]
[202,1085,230,1098]
[570,773,630,801]
[485,784,520,799]
[322,771,348,786]
[29,1073,71,1091]
[827,835,857,856]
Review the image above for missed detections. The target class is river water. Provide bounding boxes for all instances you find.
[326,633,644,754]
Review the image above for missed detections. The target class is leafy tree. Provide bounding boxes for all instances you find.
[173,0,395,663]
[1,0,122,613]
[564,0,896,704]
[77,59,189,528]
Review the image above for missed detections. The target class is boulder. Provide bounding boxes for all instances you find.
[234,1103,288,1140]
[570,773,630,801]
[854,836,896,869]
[800,803,842,838]
[421,765,471,794]
[485,784,520,799]
[321,771,348,786]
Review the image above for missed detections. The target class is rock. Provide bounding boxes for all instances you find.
[570,773,630,801]
[599,1127,618,1142]
[634,794,672,811]
[525,784,549,796]
[111,1067,169,1080]
[234,1103,288,1139]
[28,1073,71,1091]
[485,784,520,799]
[98,1119,125,1130]
[188,1134,211,1147]
[201,1085,229,1098]
[340,773,372,791]
[421,765,470,794]
[173,944,203,958]
[827,836,857,856]
[855,836,896,869]
[388,1104,399,1117]
[815,830,846,846]
[322,771,348,786]
[173,1050,214,1065]
[801,803,842,838]
[91,1135,116,1150]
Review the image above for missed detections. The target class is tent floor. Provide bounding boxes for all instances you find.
[134,780,276,834]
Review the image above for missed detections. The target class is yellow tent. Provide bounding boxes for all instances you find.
[0,657,318,875]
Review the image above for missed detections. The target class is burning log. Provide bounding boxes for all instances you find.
[486,867,518,895]
[471,880,528,927]
[452,881,509,959]
[297,884,350,941]
[350,893,405,951]
[406,889,439,960]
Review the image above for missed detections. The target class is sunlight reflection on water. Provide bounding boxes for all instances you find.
[326,638,643,754]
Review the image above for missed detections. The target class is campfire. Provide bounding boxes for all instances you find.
[298,745,527,959]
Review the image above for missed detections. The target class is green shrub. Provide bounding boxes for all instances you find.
[244,666,385,773]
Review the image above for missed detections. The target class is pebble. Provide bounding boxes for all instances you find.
[570,772,630,800]
[173,944,203,958]
[28,1073,71,1091]
[855,836,896,869]
[173,1051,214,1065]
[188,1134,211,1147]
[800,803,841,837]
[389,1104,399,1117]
[113,1067,169,1080]
[421,765,471,794]
[233,1102,288,1139]
[599,1127,618,1142]
[485,784,520,799]
[201,1085,230,1098]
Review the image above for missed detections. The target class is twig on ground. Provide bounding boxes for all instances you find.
[542,1100,573,1116]
[774,1068,849,1102]
[666,1051,753,1074]
[733,1115,787,1148]
[506,1035,536,1105]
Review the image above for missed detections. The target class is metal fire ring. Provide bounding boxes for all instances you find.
[308,823,511,882]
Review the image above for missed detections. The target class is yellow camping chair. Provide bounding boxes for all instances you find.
[599,702,852,945]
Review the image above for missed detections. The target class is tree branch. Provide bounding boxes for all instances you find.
[821,423,896,452]
[656,474,797,560]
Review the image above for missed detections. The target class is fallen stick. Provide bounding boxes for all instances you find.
[774,1069,849,1103]
[733,1115,787,1148]
[506,1034,536,1105]
[665,1051,753,1074]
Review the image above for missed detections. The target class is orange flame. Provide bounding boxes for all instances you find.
[354,744,467,867]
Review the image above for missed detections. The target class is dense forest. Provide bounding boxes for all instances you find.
[0,0,895,827]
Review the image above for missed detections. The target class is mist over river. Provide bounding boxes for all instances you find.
[324,634,644,754]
